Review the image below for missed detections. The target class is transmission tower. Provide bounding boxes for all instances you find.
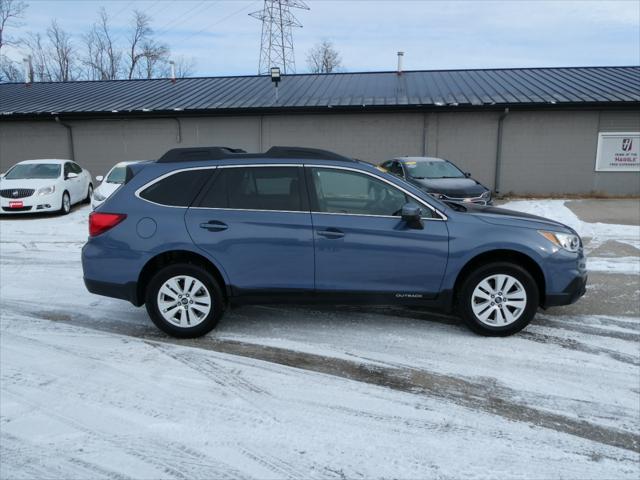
[250,0,310,75]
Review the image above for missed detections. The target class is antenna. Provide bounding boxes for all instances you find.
[249,0,310,75]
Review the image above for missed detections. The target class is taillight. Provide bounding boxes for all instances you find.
[89,212,127,237]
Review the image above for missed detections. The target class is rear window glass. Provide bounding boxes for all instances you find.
[198,167,305,212]
[140,169,212,207]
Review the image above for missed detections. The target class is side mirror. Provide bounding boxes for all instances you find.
[67,172,78,179]
[464,172,472,178]
[401,202,424,230]
[96,175,104,182]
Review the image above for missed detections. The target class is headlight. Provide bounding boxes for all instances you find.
[93,190,106,201]
[481,190,491,198]
[37,185,55,196]
[538,230,581,252]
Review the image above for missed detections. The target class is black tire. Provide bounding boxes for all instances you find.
[145,263,225,338]
[84,183,93,204]
[457,262,539,336]
[60,191,71,215]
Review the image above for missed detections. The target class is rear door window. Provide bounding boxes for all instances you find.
[140,169,213,207]
[198,166,306,212]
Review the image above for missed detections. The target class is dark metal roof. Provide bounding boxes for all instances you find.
[1,66,638,118]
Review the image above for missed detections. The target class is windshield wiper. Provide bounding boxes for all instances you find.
[444,201,467,212]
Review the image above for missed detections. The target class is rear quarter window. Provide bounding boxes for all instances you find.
[139,169,213,207]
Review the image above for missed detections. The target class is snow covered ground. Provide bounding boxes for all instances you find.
[1,200,639,479]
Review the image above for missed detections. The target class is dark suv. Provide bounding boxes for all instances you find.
[82,146,586,338]
[380,157,492,205]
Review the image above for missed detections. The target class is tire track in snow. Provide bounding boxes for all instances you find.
[1,387,251,480]
[10,305,640,454]
[519,331,639,366]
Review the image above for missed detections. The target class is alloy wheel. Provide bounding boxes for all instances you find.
[156,275,212,328]
[471,274,527,326]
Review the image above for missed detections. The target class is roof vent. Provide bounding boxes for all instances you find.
[23,57,32,85]
[397,51,404,75]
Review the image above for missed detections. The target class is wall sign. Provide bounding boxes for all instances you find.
[595,132,639,172]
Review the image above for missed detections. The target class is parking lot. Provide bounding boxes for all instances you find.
[1,199,639,479]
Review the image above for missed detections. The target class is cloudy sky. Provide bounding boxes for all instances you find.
[5,0,640,76]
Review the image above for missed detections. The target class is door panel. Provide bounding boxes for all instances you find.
[307,166,449,297]
[185,166,314,294]
[186,209,314,293]
[312,213,449,296]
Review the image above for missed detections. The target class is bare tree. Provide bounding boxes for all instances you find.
[0,0,27,53]
[24,32,51,81]
[83,8,120,80]
[0,53,21,80]
[127,10,151,79]
[138,39,169,79]
[47,20,77,81]
[171,55,196,78]
[306,40,342,74]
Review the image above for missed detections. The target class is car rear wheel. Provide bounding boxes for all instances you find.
[458,262,538,336]
[60,192,71,215]
[145,263,225,338]
[84,184,93,204]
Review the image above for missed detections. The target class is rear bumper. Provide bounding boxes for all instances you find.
[543,274,587,308]
[84,278,141,306]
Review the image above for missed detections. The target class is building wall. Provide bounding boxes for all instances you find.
[1,109,638,195]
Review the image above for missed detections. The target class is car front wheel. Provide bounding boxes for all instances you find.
[60,191,71,215]
[145,263,225,338]
[458,262,539,336]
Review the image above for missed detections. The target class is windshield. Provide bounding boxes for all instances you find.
[5,163,61,180]
[404,160,464,179]
[106,165,127,184]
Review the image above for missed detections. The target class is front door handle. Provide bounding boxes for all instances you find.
[317,228,344,239]
[199,220,228,232]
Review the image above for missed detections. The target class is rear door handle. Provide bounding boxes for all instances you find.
[317,228,344,239]
[199,220,228,232]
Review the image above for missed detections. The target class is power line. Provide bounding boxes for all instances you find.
[155,1,217,36]
[179,1,261,45]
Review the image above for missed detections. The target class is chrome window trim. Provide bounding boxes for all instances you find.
[305,164,447,221]
[189,206,309,214]
[135,163,448,220]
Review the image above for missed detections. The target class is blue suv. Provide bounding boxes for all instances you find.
[82,146,587,338]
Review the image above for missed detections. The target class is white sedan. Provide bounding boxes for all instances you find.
[92,161,139,209]
[0,159,93,215]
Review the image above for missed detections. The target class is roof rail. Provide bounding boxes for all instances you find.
[157,146,247,163]
[156,145,354,163]
[264,146,354,162]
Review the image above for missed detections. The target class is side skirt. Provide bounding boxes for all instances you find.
[229,288,454,312]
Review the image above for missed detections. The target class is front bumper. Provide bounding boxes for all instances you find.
[0,193,60,214]
[543,273,587,308]
[91,198,104,210]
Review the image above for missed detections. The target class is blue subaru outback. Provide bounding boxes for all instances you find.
[82,146,587,338]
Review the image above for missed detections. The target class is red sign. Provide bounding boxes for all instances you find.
[9,201,23,208]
